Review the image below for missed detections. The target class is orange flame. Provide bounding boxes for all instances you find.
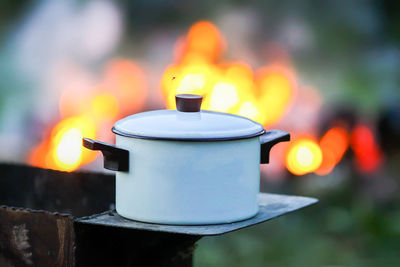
[161,21,296,126]
[104,59,147,114]
[350,124,383,174]
[29,59,146,172]
[316,126,349,175]
[183,21,225,62]
[29,116,97,171]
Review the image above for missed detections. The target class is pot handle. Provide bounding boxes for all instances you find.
[82,138,129,172]
[260,130,290,164]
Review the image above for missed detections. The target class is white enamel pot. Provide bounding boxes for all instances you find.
[83,94,290,225]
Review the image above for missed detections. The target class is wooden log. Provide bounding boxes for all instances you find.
[0,206,74,266]
[0,163,198,267]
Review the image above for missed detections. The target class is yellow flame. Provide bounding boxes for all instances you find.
[29,116,98,172]
[29,58,147,172]
[51,116,97,171]
[161,21,295,126]
[238,101,259,120]
[285,137,322,175]
[91,93,119,121]
[54,128,83,171]
[176,73,207,94]
[257,67,294,125]
[208,82,239,112]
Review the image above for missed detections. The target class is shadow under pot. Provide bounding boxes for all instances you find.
[83,94,290,225]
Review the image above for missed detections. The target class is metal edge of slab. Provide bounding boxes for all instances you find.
[76,193,319,236]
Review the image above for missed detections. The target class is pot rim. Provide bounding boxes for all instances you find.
[112,127,266,142]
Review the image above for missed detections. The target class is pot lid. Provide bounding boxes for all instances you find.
[112,94,265,141]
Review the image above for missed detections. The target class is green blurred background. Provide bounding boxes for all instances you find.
[1,1,400,266]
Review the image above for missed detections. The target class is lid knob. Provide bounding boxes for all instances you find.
[176,94,203,112]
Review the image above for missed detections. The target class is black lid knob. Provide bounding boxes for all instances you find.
[176,94,203,112]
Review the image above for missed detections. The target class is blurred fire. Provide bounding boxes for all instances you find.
[285,137,322,176]
[161,21,296,126]
[316,126,349,175]
[29,116,97,171]
[161,21,382,177]
[284,127,350,176]
[29,20,384,177]
[29,59,146,171]
[351,124,383,174]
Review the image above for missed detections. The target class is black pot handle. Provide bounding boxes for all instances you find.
[82,138,129,172]
[260,130,290,164]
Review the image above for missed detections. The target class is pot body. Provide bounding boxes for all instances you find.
[115,135,260,225]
